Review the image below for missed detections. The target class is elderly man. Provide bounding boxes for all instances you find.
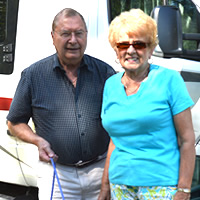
[7,8,115,200]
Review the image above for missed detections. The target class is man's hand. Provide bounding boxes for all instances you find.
[7,121,58,163]
[37,137,58,162]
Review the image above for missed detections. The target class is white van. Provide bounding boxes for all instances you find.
[0,0,200,198]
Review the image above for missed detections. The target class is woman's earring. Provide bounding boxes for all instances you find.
[115,58,120,64]
[148,57,153,64]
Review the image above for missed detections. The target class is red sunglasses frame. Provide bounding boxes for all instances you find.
[116,41,149,50]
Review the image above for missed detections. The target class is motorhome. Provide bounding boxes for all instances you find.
[0,0,199,198]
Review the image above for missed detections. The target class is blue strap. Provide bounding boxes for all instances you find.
[50,158,65,200]
[50,168,55,199]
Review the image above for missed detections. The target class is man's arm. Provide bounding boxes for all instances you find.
[7,121,58,162]
[98,139,115,200]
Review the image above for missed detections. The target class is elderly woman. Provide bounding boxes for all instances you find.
[99,9,195,200]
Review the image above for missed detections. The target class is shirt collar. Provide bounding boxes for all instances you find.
[53,53,92,72]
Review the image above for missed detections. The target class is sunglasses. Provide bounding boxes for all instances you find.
[116,41,148,50]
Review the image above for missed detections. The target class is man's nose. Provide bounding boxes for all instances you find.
[69,32,77,43]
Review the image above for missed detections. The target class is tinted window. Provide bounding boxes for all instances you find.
[170,0,200,50]
[0,0,6,43]
[0,0,19,74]
[109,0,200,60]
[109,0,163,20]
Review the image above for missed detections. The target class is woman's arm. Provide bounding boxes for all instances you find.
[98,139,115,200]
[173,107,196,200]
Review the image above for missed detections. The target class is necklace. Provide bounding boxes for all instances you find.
[71,77,77,87]
[122,74,141,95]
[71,77,77,84]
[122,67,149,94]
[124,82,141,94]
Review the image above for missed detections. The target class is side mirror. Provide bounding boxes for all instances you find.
[151,5,200,61]
[151,6,183,57]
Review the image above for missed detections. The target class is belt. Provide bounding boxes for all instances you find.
[65,152,107,168]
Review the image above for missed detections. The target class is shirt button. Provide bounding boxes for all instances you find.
[81,132,85,136]
[78,114,81,118]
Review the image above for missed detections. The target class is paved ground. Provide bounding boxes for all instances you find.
[0,194,14,200]
[0,182,38,200]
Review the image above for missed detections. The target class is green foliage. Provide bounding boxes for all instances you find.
[109,0,200,50]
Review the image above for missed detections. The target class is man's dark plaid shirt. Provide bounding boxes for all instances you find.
[7,53,115,165]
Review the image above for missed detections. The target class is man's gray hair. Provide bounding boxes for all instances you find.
[52,8,87,31]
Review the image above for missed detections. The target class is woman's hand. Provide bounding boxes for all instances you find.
[98,184,111,200]
[174,191,191,200]
[98,182,111,200]
[173,108,195,200]
[98,139,115,200]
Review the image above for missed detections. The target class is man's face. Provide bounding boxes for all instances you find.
[52,14,87,66]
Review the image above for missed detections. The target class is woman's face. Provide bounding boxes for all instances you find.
[116,33,154,72]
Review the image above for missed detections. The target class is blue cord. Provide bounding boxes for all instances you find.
[50,158,65,200]
[50,169,55,199]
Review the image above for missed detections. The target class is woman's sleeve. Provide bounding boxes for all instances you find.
[168,70,194,116]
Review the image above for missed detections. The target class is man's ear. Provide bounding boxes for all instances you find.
[51,31,55,46]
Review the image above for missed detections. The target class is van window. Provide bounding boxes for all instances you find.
[108,0,200,54]
[0,0,6,43]
[109,0,163,19]
[0,0,19,74]
[171,0,200,51]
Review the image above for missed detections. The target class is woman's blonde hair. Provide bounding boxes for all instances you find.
[109,9,158,50]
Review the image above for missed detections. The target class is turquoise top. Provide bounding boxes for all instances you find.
[101,64,194,186]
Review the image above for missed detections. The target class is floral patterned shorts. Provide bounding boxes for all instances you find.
[110,183,177,200]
